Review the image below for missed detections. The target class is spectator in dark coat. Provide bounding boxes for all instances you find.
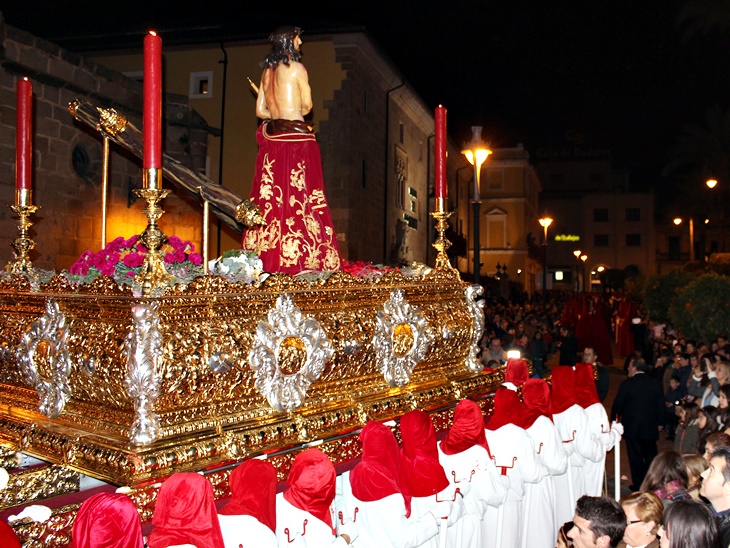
[611,357,665,490]
[558,324,579,366]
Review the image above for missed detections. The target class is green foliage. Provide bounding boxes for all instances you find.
[669,273,730,342]
[643,269,696,324]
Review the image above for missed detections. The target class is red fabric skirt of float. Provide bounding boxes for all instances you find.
[242,121,342,274]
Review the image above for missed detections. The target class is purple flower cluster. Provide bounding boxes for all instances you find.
[69,235,202,280]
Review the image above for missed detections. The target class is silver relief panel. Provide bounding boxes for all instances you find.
[373,289,434,387]
[16,298,72,418]
[248,294,334,412]
[464,284,485,373]
[125,303,163,446]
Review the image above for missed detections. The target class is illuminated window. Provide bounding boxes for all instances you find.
[189,71,213,99]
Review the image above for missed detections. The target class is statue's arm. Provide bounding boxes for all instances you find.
[255,72,272,119]
[297,65,313,116]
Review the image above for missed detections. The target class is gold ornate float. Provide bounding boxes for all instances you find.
[0,98,507,546]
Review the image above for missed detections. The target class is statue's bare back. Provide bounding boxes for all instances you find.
[256,60,313,122]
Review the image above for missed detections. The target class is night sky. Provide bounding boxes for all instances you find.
[3,0,730,195]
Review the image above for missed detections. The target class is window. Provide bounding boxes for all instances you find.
[594,234,609,247]
[626,234,641,246]
[189,71,214,99]
[626,208,641,222]
[486,209,506,249]
[593,208,609,222]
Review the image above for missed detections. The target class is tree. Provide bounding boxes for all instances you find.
[643,269,696,324]
[669,273,730,342]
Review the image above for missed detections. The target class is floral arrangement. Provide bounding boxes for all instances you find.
[208,249,265,284]
[340,260,394,279]
[66,235,204,288]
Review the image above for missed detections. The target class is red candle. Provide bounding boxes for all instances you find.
[143,31,162,170]
[16,78,33,194]
[434,105,447,200]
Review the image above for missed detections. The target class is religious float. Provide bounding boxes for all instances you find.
[0,33,507,546]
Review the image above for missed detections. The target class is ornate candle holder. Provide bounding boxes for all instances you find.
[430,198,458,273]
[134,170,171,295]
[6,200,40,277]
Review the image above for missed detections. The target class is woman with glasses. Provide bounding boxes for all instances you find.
[618,491,662,548]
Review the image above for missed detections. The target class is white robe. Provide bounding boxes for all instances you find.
[523,415,568,548]
[437,443,509,548]
[218,513,278,548]
[276,493,348,547]
[582,402,620,497]
[552,404,605,526]
[335,470,440,548]
[483,423,544,548]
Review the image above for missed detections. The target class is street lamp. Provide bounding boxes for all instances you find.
[674,217,695,262]
[573,249,582,292]
[461,126,492,287]
[707,178,718,189]
[580,254,588,292]
[538,216,553,300]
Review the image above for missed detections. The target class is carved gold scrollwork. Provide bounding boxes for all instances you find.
[16,298,72,418]
[464,285,485,373]
[125,303,162,446]
[248,294,334,412]
[373,289,434,387]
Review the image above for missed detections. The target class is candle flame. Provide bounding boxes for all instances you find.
[149,30,158,37]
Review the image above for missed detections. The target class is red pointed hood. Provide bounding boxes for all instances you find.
[522,377,553,428]
[350,420,412,515]
[504,358,529,387]
[283,448,336,530]
[399,409,450,497]
[551,365,577,414]
[486,386,526,430]
[440,399,491,458]
[219,459,277,533]
[574,363,600,408]
[148,472,225,548]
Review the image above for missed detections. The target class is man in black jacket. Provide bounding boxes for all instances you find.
[700,445,730,547]
[558,324,579,366]
[610,357,664,490]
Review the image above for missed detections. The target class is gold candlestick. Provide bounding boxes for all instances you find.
[6,202,40,276]
[430,207,458,273]
[134,180,171,295]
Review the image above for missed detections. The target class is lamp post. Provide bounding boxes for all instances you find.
[461,126,492,287]
[538,216,553,300]
[573,249,582,291]
[580,254,588,292]
[674,217,695,262]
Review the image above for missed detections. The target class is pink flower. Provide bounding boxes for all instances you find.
[164,249,186,264]
[99,263,115,276]
[122,253,145,268]
[188,252,203,266]
[91,252,107,269]
[167,235,182,250]
[69,262,89,276]
[106,236,126,252]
